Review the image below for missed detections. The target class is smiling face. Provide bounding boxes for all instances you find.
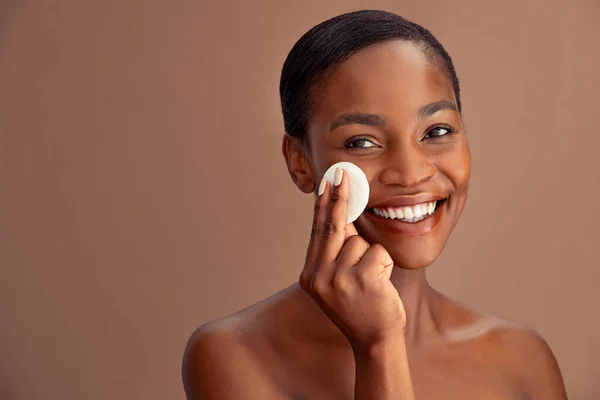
[285,40,471,270]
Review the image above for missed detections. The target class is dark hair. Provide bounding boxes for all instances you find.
[279,10,461,146]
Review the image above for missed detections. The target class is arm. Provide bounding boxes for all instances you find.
[353,332,415,400]
[299,170,415,399]
[182,324,283,400]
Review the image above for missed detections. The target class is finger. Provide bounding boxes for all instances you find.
[317,168,351,265]
[352,244,394,282]
[345,222,358,240]
[300,179,331,288]
[334,235,369,270]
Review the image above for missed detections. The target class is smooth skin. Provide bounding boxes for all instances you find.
[183,41,567,399]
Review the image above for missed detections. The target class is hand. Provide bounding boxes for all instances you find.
[299,168,406,350]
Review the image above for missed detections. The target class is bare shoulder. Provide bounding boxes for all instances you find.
[182,314,282,400]
[482,322,568,399]
[434,292,567,399]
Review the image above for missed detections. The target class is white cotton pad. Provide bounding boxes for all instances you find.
[321,161,370,224]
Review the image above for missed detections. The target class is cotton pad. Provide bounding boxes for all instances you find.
[321,161,370,224]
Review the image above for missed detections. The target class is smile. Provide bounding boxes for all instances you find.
[371,200,441,223]
[366,199,447,225]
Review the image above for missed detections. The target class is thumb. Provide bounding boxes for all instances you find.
[383,252,394,280]
[344,222,358,240]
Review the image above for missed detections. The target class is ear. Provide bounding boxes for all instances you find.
[282,134,316,194]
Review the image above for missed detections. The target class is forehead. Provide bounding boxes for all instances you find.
[309,40,455,128]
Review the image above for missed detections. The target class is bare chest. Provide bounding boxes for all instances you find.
[269,348,524,400]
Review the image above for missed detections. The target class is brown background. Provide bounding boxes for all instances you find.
[1,0,598,399]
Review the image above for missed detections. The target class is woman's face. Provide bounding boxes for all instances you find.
[305,40,471,270]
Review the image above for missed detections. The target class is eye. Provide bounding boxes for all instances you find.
[424,125,455,139]
[343,138,377,149]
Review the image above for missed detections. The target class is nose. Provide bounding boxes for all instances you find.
[378,142,436,187]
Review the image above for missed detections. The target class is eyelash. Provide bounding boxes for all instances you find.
[344,137,377,149]
[343,125,456,149]
[423,125,455,139]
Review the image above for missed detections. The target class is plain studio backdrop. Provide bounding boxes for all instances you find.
[1,0,598,399]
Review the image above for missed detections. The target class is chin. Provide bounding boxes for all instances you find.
[387,241,446,270]
[356,218,451,270]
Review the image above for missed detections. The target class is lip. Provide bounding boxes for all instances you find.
[362,198,446,236]
[368,193,446,208]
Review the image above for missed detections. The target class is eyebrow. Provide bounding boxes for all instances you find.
[417,100,458,120]
[329,100,459,132]
[329,113,385,132]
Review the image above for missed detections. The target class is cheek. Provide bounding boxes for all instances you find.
[438,141,471,188]
[306,138,337,177]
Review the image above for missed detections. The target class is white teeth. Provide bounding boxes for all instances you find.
[413,206,423,218]
[372,200,441,223]
[395,208,404,219]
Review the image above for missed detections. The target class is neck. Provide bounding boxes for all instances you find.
[289,267,439,350]
[389,267,438,347]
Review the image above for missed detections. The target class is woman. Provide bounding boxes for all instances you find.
[183,10,567,399]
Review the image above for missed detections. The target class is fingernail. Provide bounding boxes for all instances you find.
[318,179,327,196]
[334,167,343,186]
